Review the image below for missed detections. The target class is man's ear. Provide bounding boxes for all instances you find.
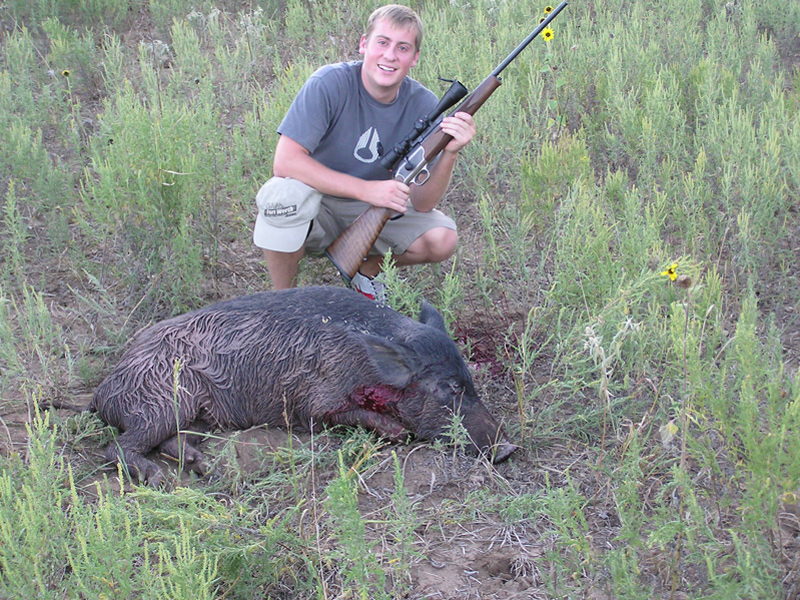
[358,35,367,55]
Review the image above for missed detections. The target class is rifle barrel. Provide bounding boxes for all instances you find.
[491,0,568,78]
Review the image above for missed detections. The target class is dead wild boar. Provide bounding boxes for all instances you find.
[90,286,517,485]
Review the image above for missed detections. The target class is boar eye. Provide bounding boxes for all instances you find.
[448,380,465,395]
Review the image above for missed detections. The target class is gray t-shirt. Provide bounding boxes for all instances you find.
[277,61,439,183]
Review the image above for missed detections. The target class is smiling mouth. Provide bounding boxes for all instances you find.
[378,65,397,72]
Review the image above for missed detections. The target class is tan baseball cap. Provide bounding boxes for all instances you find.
[252,177,322,252]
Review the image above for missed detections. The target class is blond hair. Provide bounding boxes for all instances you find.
[364,4,424,51]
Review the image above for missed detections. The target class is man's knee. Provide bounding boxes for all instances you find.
[411,227,458,263]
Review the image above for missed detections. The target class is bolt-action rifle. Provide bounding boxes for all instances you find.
[326,1,568,283]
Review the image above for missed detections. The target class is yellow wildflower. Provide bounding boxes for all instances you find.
[661,263,678,281]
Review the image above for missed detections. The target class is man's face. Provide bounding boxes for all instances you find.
[359,18,420,103]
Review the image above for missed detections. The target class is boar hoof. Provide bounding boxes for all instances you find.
[127,459,166,487]
[105,444,165,487]
[143,467,165,488]
[158,436,209,476]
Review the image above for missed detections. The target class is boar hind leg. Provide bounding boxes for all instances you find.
[105,433,165,487]
[326,409,408,442]
[158,423,212,475]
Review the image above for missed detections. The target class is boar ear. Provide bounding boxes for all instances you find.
[362,335,414,388]
[418,300,447,333]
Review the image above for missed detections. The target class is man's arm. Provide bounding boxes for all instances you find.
[407,111,476,212]
[273,135,411,215]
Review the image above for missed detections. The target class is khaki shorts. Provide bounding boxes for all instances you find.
[304,195,456,257]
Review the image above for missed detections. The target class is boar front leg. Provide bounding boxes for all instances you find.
[324,408,409,442]
[321,385,410,441]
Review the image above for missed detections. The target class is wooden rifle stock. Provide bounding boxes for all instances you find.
[325,206,394,283]
[325,1,568,282]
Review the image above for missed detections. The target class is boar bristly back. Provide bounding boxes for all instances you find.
[90,287,516,485]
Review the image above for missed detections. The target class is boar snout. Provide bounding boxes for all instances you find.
[489,439,519,463]
[460,404,518,463]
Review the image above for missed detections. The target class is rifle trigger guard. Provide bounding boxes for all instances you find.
[412,167,430,186]
[394,146,428,183]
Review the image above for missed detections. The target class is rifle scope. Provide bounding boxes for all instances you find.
[380,79,468,171]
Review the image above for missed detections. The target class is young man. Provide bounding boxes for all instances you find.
[253,4,475,301]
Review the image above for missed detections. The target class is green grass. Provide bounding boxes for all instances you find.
[2,0,800,597]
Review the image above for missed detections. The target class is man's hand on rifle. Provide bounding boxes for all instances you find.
[356,113,475,215]
[402,110,476,213]
[440,111,477,154]
[362,179,411,213]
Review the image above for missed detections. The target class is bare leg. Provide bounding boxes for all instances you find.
[262,247,305,289]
